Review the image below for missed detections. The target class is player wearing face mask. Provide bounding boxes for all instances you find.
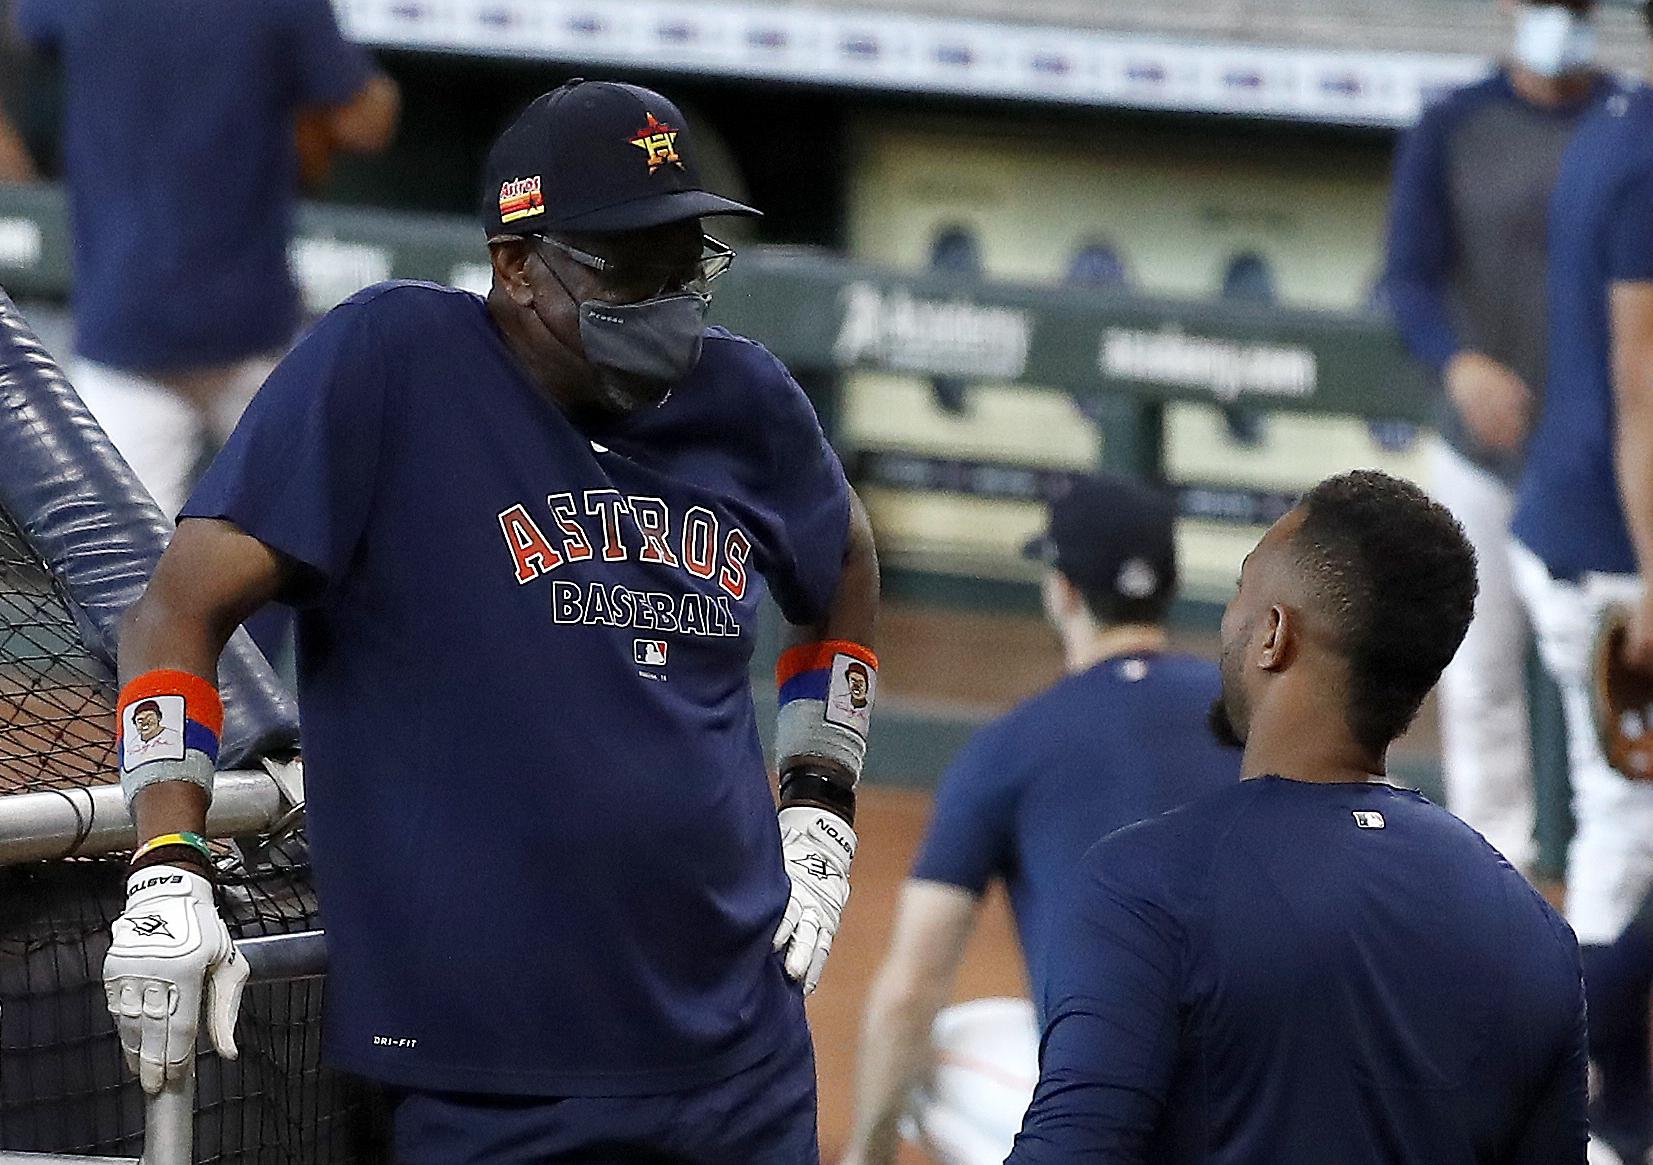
[105,80,882,1163]
[1514,1,1599,80]
[1381,0,1609,896]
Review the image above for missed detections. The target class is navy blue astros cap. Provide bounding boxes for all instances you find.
[1023,473,1178,605]
[482,79,762,236]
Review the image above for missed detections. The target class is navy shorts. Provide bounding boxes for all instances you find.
[390,1016,818,1164]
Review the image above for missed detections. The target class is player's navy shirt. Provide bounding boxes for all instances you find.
[1513,84,1653,579]
[183,282,852,1095]
[1007,777,1588,1165]
[1383,69,1608,485]
[14,0,370,373]
[912,652,1239,1006]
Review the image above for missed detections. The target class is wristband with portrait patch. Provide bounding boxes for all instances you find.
[775,640,877,782]
[116,670,222,812]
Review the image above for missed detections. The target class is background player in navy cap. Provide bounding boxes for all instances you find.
[102,79,880,1163]
[1508,9,1653,1156]
[839,472,1240,1165]
[1008,469,1586,1164]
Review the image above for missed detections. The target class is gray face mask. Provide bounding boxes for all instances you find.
[579,291,710,414]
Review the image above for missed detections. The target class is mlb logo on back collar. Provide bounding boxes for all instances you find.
[630,113,683,173]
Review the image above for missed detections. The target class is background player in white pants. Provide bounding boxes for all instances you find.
[1509,18,1653,1157]
[9,0,399,518]
[838,474,1239,1165]
[1383,0,1611,871]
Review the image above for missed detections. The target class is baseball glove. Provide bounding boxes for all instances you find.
[1591,603,1653,781]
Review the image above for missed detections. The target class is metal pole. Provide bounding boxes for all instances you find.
[0,770,286,866]
[137,1070,193,1165]
[236,930,328,981]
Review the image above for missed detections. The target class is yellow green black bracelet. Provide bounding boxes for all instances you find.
[130,830,212,865]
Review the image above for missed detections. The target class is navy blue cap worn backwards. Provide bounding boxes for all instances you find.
[483,79,762,236]
[1023,472,1178,605]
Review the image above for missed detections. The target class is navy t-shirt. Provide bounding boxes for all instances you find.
[182,282,852,1095]
[1008,778,1588,1164]
[912,652,1239,1005]
[15,0,370,372]
[1513,84,1653,579]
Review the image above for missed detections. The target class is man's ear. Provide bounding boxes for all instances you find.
[488,238,536,308]
[1258,604,1295,672]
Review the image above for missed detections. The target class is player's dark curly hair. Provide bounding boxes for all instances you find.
[1290,470,1477,755]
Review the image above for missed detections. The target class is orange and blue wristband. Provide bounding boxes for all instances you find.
[776,640,878,780]
[115,669,222,811]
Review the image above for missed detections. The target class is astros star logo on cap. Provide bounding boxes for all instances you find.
[629,112,684,173]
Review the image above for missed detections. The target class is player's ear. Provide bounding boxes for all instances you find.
[487,237,537,308]
[1257,604,1294,672]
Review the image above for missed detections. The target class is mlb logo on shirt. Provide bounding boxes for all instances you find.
[634,639,669,667]
[1352,811,1386,830]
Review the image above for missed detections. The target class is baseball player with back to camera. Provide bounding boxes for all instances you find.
[1507,7,1653,1157]
[1007,470,1587,1164]
[100,79,880,1164]
[839,473,1240,1165]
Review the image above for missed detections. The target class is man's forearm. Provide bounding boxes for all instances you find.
[119,593,241,840]
[845,974,948,1163]
[843,883,980,1164]
[117,522,285,839]
[777,490,879,817]
[1617,394,1653,576]
[0,106,35,183]
[1613,284,1653,576]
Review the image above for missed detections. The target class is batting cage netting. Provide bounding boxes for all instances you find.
[0,290,392,1162]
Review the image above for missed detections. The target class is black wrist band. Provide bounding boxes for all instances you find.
[779,766,856,826]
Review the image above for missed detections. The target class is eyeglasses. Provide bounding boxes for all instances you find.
[535,234,736,301]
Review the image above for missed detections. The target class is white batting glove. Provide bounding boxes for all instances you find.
[772,806,856,994]
[104,867,247,1094]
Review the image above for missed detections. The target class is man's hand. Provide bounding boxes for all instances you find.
[1446,351,1533,454]
[104,867,247,1093]
[773,806,856,994]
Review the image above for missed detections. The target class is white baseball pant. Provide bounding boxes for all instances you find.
[71,355,277,519]
[1430,441,1538,871]
[1509,537,1653,945]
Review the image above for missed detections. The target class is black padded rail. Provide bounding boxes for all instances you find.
[0,288,299,767]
